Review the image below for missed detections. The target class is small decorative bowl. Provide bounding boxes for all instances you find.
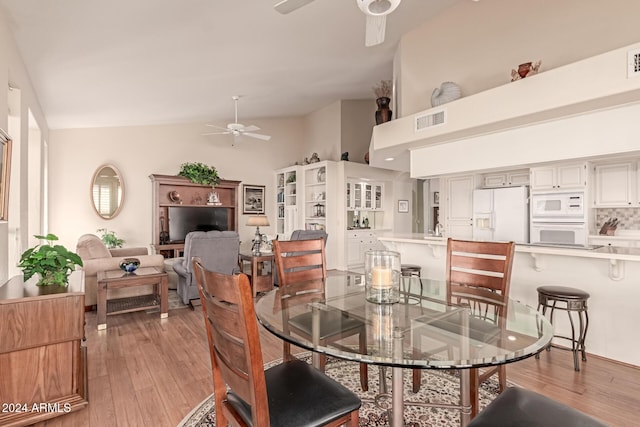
[119,258,140,273]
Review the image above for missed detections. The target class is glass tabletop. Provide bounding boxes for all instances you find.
[255,274,554,370]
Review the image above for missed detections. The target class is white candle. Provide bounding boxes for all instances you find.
[371,266,392,289]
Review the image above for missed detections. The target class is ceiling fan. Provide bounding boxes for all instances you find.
[203,96,271,141]
[274,0,401,47]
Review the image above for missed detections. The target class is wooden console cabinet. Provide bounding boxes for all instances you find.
[0,271,88,427]
[150,174,240,257]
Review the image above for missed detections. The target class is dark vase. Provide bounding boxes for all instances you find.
[375,97,392,125]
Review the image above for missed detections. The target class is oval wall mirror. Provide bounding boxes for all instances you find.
[91,164,124,219]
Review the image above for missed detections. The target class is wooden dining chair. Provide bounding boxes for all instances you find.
[412,238,515,417]
[272,238,369,392]
[192,256,361,427]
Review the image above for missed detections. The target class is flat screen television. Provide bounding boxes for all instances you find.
[168,207,229,243]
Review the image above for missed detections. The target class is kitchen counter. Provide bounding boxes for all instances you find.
[376,232,640,367]
[377,233,640,280]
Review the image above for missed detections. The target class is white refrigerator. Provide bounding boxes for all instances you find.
[472,186,529,243]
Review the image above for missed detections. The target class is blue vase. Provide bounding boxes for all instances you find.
[119,258,140,273]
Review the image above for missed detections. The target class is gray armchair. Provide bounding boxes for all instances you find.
[173,230,240,305]
[274,229,328,286]
[291,229,328,243]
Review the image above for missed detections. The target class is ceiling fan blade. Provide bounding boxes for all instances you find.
[205,124,229,130]
[242,125,260,132]
[244,132,272,141]
[274,0,316,14]
[365,14,386,47]
[202,130,231,136]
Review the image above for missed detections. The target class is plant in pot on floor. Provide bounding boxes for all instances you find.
[18,233,83,286]
[97,228,124,249]
[178,162,220,188]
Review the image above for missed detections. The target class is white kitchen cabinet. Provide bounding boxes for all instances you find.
[530,162,587,191]
[346,181,384,211]
[346,230,380,268]
[445,174,475,239]
[593,162,635,207]
[483,169,530,188]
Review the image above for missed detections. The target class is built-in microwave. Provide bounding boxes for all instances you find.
[530,192,585,222]
[530,222,588,246]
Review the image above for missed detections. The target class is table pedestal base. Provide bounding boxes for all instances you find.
[368,366,472,427]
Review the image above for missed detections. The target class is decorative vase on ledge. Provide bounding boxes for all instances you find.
[375,97,392,125]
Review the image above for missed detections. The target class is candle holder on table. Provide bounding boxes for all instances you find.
[365,250,400,304]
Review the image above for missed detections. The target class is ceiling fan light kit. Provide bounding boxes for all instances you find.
[275,0,401,47]
[202,96,271,142]
[357,0,401,16]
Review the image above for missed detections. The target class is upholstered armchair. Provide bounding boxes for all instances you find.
[273,229,328,286]
[76,234,165,308]
[173,230,240,305]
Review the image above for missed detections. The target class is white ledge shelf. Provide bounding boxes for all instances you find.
[371,42,640,171]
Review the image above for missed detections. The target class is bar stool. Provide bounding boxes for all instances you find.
[401,264,422,278]
[535,285,590,371]
[400,264,422,297]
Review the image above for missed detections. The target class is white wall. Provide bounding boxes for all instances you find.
[340,99,376,164]
[303,101,342,163]
[48,119,305,251]
[0,8,49,281]
[397,0,640,117]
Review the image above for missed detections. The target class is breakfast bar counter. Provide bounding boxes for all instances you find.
[376,232,640,367]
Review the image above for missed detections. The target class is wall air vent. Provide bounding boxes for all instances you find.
[415,109,446,132]
[628,48,640,78]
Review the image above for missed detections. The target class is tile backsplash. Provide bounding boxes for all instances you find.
[595,208,640,230]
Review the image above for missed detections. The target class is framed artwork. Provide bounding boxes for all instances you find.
[242,184,265,214]
[434,191,440,205]
[0,129,12,221]
[398,199,409,213]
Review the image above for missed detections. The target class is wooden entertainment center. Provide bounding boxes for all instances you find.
[150,174,240,258]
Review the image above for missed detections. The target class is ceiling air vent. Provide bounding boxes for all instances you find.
[628,48,640,78]
[415,109,446,132]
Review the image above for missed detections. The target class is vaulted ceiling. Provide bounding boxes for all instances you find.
[1,0,460,129]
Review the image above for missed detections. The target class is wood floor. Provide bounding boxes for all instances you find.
[34,295,639,427]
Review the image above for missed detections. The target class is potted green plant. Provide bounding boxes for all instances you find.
[18,233,83,286]
[178,162,220,188]
[97,228,124,248]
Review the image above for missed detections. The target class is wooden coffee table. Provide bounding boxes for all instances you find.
[97,266,168,330]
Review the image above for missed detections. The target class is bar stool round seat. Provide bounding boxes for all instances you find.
[536,285,590,371]
[400,264,422,277]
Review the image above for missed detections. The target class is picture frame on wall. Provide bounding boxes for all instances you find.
[434,191,440,205]
[242,184,265,214]
[398,199,409,213]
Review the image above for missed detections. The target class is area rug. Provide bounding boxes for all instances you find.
[178,354,507,427]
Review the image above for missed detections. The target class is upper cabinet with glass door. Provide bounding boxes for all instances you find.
[346,180,384,211]
[91,164,124,219]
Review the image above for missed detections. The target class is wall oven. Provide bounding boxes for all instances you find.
[530,222,588,246]
[530,191,588,246]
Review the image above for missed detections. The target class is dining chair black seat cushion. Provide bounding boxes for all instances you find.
[415,309,501,344]
[468,386,607,427]
[289,308,364,341]
[227,359,362,427]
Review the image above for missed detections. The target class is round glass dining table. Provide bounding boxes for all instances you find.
[255,274,553,427]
